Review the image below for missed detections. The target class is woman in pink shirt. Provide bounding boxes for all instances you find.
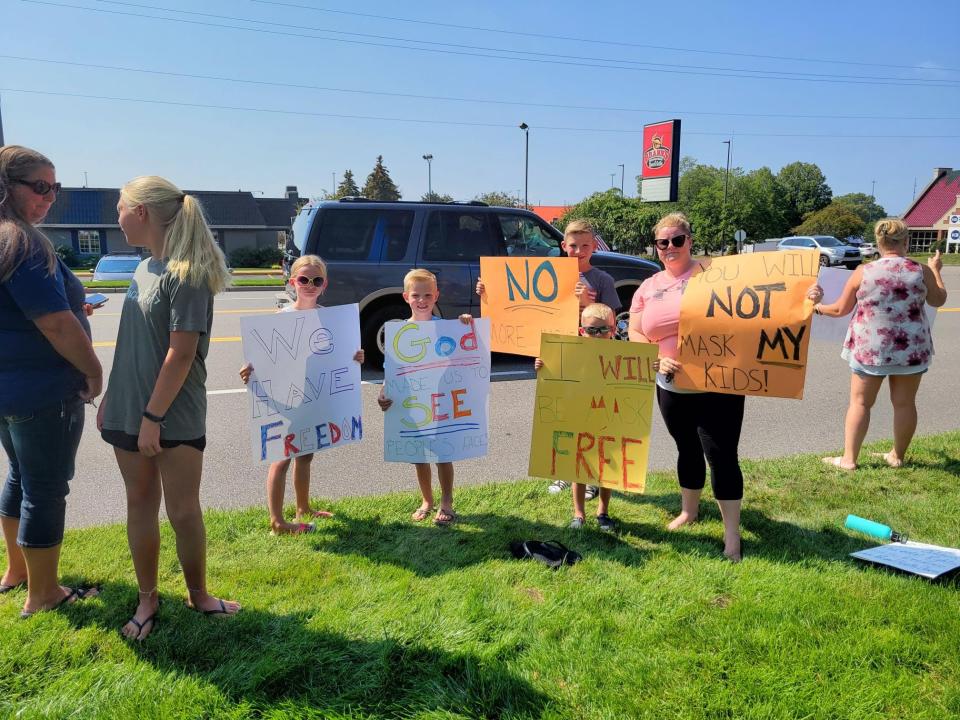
[628,212,820,561]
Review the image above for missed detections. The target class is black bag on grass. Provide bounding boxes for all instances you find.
[509,540,581,569]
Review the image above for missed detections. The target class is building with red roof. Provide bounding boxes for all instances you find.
[902,167,960,252]
[529,205,571,226]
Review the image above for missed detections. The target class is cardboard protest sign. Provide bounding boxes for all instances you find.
[241,304,362,463]
[528,334,657,493]
[479,256,579,356]
[383,318,491,463]
[675,250,818,399]
[811,266,937,344]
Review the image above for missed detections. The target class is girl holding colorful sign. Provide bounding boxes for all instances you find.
[97,176,239,640]
[239,254,364,535]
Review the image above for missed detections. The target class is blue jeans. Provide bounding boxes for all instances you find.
[0,397,85,548]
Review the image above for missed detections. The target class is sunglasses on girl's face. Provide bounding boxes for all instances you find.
[581,325,612,336]
[655,234,688,249]
[14,179,62,196]
[295,275,325,287]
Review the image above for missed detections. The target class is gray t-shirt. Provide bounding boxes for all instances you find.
[581,267,622,311]
[102,257,213,440]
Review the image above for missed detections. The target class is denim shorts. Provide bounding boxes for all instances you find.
[0,397,85,548]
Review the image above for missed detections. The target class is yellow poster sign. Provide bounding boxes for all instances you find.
[479,256,579,357]
[528,333,657,493]
[675,250,818,399]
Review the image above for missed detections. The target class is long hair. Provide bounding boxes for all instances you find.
[120,176,231,294]
[0,145,57,282]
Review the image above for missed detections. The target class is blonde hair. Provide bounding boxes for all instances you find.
[653,211,692,237]
[120,176,231,294]
[290,254,327,279]
[581,302,615,325]
[874,218,908,250]
[403,268,437,292]
[564,219,596,241]
[0,145,57,281]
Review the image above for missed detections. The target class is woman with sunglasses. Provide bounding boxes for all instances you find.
[96,175,238,640]
[239,254,364,534]
[0,145,103,616]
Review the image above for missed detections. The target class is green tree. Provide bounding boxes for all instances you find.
[558,190,661,255]
[421,191,454,203]
[474,191,520,207]
[334,170,361,199]
[833,192,886,223]
[793,203,865,239]
[776,162,832,228]
[362,156,401,201]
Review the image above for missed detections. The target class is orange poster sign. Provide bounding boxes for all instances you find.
[479,256,579,357]
[674,250,818,399]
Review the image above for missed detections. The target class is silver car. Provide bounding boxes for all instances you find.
[777,235,861,268]
[92,254,141,281]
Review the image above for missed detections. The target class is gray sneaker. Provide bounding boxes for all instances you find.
[548,480,570,494]
[569,516,585,530]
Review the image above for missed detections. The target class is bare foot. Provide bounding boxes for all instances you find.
[297,509,334,521]
[667,511,698,530]
[871,451,903,468]
[723,536,742,563]
[121,598,159,641]
[0,570,27,590]
[822,456,857,471]
[411,503,432,522]
[21,585,99,617]
[270,521,315,535]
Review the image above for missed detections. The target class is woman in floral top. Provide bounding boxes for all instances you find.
[814,219,947,469]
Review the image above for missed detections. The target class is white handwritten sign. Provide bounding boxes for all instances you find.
[851,541,960,579]
[241,304,363,463]
[383,318,491,463]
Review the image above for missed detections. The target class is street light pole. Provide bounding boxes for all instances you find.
[519,123,529,208]
[871,179,876,199]
[610,173,616,188]
[618,164,625,195]
[721,139,732,250]
[422,154,433,196]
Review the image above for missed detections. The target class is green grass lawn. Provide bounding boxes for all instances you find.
[231,278,285,287]
[909,252,960,266]
[82,280,131,289]
[3,433,960,719]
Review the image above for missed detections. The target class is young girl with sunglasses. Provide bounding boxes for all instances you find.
[239,255,364,535]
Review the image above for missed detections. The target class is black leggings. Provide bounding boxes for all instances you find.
[656,387,744,501]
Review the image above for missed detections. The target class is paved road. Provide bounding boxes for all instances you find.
[6,270,960,529]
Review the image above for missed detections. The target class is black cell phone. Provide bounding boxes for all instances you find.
[85,293,108,308]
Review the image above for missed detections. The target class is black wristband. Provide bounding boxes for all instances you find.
[142,410,165,424]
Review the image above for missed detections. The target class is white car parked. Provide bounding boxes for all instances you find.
[777,235,862,268]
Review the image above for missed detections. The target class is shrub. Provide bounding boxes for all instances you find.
[229,246,282,268]
[55,244,80,268]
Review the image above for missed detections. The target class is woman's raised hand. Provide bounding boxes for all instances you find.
[928,249,943,272]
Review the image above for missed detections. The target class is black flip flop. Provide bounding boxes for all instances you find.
[20,585,99,619]
[186,598,238,616]
[123,611,158,641]
[0,581,26,594]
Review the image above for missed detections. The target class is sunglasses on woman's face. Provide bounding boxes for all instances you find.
[655,234,688,250]
[295,275,325,287]
[14,179,62,197]
[581,325,612,336]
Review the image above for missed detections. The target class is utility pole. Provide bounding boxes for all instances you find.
[721,139,732,250]
[83,171,88,188]
[519,123,529,208]
[610,173,616,188]
[912,177,917,199]
[331,172,336,196]
[618,164,625,195]
[0,93,5,146]
[422,154,433,196]
[871,179,876,199]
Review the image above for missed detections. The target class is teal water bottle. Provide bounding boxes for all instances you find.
[844,514,907,543]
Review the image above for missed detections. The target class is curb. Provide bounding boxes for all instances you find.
[83,285,284,294]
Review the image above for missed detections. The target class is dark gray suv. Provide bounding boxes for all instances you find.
[283,198,660,366]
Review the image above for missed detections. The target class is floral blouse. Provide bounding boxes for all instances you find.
[841,256,932,367]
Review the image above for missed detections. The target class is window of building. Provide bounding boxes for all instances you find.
[909,230,939,253]
[77,230,101,255]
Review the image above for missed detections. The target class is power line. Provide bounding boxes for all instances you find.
[4,86,960,139]
[247,0,960,75]
[5,54,959,123]
[23,0,960,89]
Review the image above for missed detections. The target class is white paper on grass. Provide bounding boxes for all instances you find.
[383,318,491,464]
[850,541,960,579]
[811,266,937,344]
[241,304,363,463]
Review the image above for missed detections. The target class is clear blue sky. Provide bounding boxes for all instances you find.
[2,0,957,216]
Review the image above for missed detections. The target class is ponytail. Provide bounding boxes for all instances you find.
[120,176,231,294]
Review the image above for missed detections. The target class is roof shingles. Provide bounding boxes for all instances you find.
[904,170,960,228]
